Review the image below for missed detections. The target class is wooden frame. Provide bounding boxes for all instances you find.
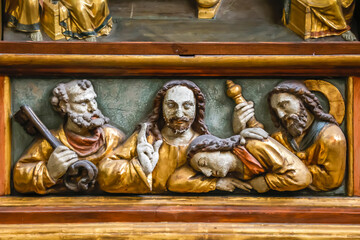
[1,42,360,238]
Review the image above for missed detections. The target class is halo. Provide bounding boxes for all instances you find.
[304,80,345,125]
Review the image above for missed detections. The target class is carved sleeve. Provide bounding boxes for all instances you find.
[97,132,152,193]
[245,138,312,192]
[13,138,56,194]
[306,125,346,191]
[167,164,217,193]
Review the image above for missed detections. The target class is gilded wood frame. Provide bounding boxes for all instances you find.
[0,43,359,238]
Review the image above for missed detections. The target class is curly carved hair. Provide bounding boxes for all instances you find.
[141,80,210,140]
[187,134,240,161]
[50,79,93,116]
[267,80,338,129]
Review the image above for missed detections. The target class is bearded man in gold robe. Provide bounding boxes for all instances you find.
[98,80,251,194]
[5,0,112,41]
[13,80,125,194]
[234,81,346,191]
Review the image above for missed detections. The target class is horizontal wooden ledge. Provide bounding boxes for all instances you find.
[1,205,360,224]
[2,54,360,76]
[0,197,360,224]
[2,42,360,55]
[1,222,360,239]
[1,196,360,208]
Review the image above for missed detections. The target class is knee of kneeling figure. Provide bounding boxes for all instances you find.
[196,0,220,8]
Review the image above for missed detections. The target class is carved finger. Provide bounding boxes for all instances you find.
[234,102,248,111]
[138,153,152,175]
[243,131,265,140]
[241,108,255,120]
[138,142,154,152]
[232,179,252,190]
[254,128,269,138]
[57,150,77,159]
[63,153,79,162]
[232,180,252,192]
[239,136,246,146]
[54,145,70,153]
[66,158,79,167]
[236,104,254,115]
[150,153,159,168]
[153,140,163,153]
[137,122,148,144]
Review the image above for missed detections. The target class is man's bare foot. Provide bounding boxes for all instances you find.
[29,32,43,41]
[341,30,357,41]
[84,36,97,42]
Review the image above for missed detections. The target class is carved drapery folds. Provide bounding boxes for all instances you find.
[13,79,347,195]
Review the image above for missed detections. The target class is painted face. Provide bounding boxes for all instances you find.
[65,83,108,130]
[163,86,196,134]
[270,92,308,137]
[190,151,234,178]
[67,86,98,115]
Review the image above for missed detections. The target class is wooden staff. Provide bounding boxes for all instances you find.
[226,80,264,129]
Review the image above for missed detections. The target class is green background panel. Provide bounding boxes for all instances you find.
[11,77,347,195]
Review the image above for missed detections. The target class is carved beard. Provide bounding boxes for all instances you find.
[68,109,109,130]
[165,117,194,134]
[281,104,308,138]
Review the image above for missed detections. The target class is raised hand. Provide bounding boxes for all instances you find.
[137,123,163,175]
[47,145,79,181]
[233,101,255,134]
[216,177,253,192]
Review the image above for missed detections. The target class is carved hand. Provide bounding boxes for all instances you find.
[239,128,269,145]
[233,101,255,134]
[137,123,163,175]
[216,177,253,192]
[47,145,79,181]
[248,176,270,193]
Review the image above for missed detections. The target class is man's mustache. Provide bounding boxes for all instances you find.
[168,117,190,124]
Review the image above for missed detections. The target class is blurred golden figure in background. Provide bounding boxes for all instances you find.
[5,0,112,41]
[283,0,356,40]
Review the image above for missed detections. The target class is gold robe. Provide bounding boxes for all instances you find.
[286,0,354,38]
[241,137,312,192]
[98,131,217,193]
[13,124,125,194]
[5,0,41,32]
[59,0,113,39]
[5,0,112,39]
[272,123,346,191]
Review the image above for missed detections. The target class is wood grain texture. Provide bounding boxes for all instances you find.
[347,77,354,196]
[1,222,360,239]
[2,54,360,76]
[0,197,360,224]
[354,77,360,196]
[0,76,11,196]
[2,42,360,55]
[2,196,360,207]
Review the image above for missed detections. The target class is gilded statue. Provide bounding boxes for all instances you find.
[187,134,312,193]
[234,80,347,191]
[284,0,356,41]
[98,80,248,194]
[13,80,125,194]
[196,0,223,19]
[5,0,112,41]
